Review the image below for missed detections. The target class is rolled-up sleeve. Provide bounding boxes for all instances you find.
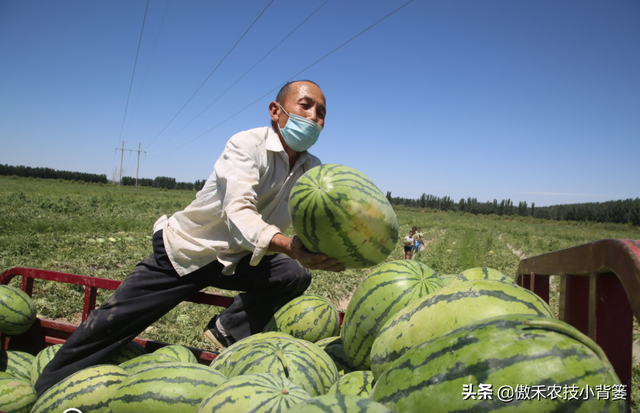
[216,138,280,265]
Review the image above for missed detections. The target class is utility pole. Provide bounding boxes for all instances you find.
[135,143,142,191]
[115,142,146,190]
[119,141,124,189]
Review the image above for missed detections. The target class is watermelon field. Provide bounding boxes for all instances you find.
[1,175,639,410]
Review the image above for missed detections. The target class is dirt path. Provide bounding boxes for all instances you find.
[498,234,527,260]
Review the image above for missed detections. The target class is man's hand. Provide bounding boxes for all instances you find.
[269,233,344,272]
[289,236,345,272]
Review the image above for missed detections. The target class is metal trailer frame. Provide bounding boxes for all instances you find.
[0,267,233,364]
[516,238,640,411]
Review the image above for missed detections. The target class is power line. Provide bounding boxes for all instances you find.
[286,0,415,83]
[152,0,415,157]
[147,0,331,153]
[129,0,171,124]
[116,0,151,149]
[143,0,275,151]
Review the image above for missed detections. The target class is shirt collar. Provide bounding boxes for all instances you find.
[266,127,285,152]
[266,126,311,166]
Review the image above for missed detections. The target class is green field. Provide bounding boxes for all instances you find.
[1,176,639,407]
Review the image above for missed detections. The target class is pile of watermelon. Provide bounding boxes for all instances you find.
[0,165,628,412]
[1,265,627,412]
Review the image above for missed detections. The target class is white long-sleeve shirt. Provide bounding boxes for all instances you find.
[154,126,321,276]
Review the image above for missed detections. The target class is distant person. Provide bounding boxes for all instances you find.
[403,231,415,259]
[35,80,345,396]
[411,227,424,259]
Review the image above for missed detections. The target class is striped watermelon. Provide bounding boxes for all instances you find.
[263,294,340,343]
[30,345,62,386]
[314,336,352,375]
[118,353,178,373]
[105,340,147,364]
[0,350,34,381]
[326,370,375,397]
[210,332,338,396]
[370,314,625,412]
[341,260,443,370]
[370,279,555,378]
[285,394,393,413]
[31,364,129,413]
[196,373,311,412]
[0,285,36,335]
[154,344,198,364]
[0,372,37,413]
[451,267,515,284]
[110,362,227,413]
[439,274,459,286]
[289,164,399,269]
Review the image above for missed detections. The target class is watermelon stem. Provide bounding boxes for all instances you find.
[274,350,289,378]
[522,319,611,367]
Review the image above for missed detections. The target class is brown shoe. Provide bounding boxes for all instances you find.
[203,316,235,350]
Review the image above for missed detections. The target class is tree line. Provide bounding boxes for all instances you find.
[3,164,636,225]
[0,164,108,184]
[0,164,205,191]
[386,192,640,226]
[120,176,206,191]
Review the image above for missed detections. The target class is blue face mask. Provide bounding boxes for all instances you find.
[278,104,323,152]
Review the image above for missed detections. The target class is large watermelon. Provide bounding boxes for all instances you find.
[370,279,555,378]
[30,345,62,386]
[110,362,227,413]
[289,164,399,268]
[196,373,311,413]
[341,260,443,370]
[263,294,340,343]
[314,336,353,375]
[370,314,625,412]
[210,332,338,396]
[285,394,393,413]
[451,267,515,284]
[0,372,37,413]
[104,340,147,364]
[118,353,178,373]
[0,350,34,381]
[326,370,375,397]
[31,364,129,413]
[438,273,459,286]
[154,344,198,364]
[0,285,37,335]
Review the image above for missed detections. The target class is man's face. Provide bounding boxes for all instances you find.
[272,82,327,130]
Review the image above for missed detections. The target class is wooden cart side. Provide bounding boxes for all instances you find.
[516,238,640,411]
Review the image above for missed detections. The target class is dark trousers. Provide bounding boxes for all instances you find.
[35,230,312,396]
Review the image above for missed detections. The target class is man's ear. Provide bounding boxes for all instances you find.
[268,101,280,124]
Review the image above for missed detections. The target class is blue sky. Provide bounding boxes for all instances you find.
[1,0,638,207]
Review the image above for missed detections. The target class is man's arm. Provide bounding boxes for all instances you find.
[269,233,345,272]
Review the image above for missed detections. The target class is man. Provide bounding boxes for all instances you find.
[35,80,344,396]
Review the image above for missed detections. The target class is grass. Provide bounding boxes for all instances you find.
[1,176,639,408]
